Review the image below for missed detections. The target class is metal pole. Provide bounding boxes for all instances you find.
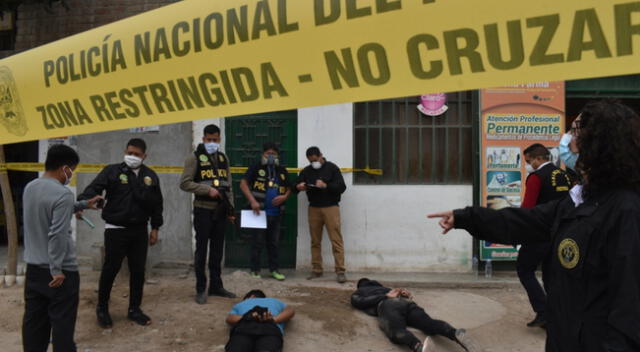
[0,145,18,276]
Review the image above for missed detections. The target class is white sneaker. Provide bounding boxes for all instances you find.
[454,329,480,352]
[421,336,435,352]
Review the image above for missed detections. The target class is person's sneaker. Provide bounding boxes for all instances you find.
[209,288,237,298]
[250,271,261,279]
[413,336,435,352]
[195,292,207,305]
[96,306,113,329]
[418,336,436,352]
[526,313,546,328]
[127,308,152,326]
[271,271,286,281]
[336,273,347,283]
[454,329,479,352]
[306,272,323,280]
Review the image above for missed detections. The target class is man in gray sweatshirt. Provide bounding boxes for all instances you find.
[22,144,101,352]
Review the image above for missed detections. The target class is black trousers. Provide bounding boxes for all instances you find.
[194,207,227,293]
[23,265,79,352]
[226,332,283,352]
[377,298,456,350]
[250,215,281,273]
[98,228,148,310]
[516,242,550,315]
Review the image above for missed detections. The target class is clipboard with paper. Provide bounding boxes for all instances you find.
[240,210,267,229]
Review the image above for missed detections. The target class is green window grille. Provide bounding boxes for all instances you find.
[354,91,476,185]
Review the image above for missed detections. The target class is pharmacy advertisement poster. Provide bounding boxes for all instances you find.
[479,82,565,261]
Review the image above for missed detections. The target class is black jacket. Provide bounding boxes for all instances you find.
[350,280,391,316]
[454,189,640,351]
[78,163,163,229]
[296,160,346,207]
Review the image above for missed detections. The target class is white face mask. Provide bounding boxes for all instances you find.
[204,142,220,154]
[525,163,535,174]
[63,166,73,186]
[124,155,143,169]
[311,161,322,170]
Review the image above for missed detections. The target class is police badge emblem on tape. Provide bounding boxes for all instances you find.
[558,238,580,269]
[0,66,27,136]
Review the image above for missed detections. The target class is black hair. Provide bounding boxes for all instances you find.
[356,278,370,288]
[45,144,79,171]
[243,289,266,300]
[577,99,640,197]
[127,138,147,153]
[263,142,279,153]
[204,124,220,136]
[306,146,321,157]
[523,143,550,161]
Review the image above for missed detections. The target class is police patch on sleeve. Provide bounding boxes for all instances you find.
[258,169,266,177]
[199,154,208,162]
[558,238,580,269]
[143,176,153,186]
[119,174,128,184]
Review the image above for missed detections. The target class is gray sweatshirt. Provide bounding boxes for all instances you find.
[23,177,88,276]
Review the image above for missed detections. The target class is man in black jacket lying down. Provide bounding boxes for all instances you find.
[351,278,476,352]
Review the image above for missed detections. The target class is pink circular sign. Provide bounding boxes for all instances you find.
[417,93,448,116]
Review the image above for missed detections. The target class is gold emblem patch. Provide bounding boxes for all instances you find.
[258,169,266,177]
[143,176,152,186]
[558,238,580,269]
[218,154,225,162]
[213,179,220,187]
[199,154,208,162]
[0,66,28,136]
[280,174,285,180]
[119,174,128,184]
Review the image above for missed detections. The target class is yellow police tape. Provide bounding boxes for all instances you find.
[0,162,382,176]
[0,0,639,145]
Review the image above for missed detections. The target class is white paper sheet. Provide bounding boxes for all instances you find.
[240,210,267,229]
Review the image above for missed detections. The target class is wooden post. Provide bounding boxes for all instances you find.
[0,145,18,276]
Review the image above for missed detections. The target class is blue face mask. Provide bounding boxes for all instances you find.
[559,133,578,170]
[204,142,220,154]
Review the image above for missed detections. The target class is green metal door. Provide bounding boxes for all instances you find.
[224,111,298,268]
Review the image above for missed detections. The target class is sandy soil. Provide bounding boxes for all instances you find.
[0,269,545,352]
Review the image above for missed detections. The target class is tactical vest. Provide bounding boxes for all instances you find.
[193,144,231,202]
[250,164,288,209]
[529,162,571,205]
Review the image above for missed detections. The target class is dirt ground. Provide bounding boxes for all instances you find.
[0,269,545,352]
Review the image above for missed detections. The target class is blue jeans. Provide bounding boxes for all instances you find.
[250,215,281,272]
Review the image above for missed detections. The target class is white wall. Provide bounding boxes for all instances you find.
[296,104,474,272]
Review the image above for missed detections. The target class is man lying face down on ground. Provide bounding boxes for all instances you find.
[225,289,295,352]
[351,278,476,352]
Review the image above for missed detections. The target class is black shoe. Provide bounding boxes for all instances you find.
[96,306,113,329]
[127,308,152,326]
[526,314,546,328]
[208,288,237,298]
[454,329,479,352]
[195,292,207,305]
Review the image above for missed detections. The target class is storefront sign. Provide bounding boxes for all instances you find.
[479,82,565,261]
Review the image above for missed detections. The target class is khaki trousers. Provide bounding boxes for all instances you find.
[308,206,346,274]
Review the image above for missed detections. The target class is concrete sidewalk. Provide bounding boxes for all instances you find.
[214,268,523,289]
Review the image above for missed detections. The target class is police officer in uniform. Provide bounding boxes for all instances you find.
[78,138,163,328]
[430,100,640,351]
[519,143,570,328]
[239,142,291,281]
[180,124,236,304]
